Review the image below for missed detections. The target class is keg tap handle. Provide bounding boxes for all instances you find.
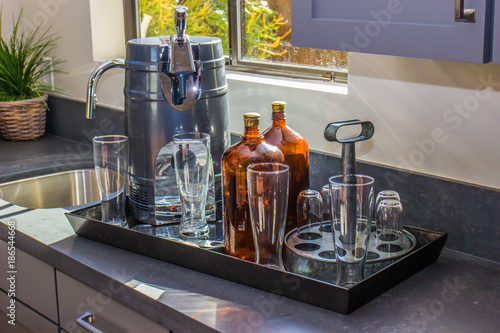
[161,5,201,111]
[175,5,188,42]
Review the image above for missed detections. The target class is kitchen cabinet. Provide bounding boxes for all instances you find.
[0,240,170,332]
[291,0,492,63]
[56,271,170,333]
[492,1,500,63]
[0,289,59,333]
[0,240,59,323]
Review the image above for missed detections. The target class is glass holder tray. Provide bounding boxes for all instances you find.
[65,203,447,314]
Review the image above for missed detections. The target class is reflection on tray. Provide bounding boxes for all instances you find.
[130,223,224,250]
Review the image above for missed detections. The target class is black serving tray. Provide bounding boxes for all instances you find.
[65,203,447,314]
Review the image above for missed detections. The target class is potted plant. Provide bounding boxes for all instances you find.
[0,10,63,141]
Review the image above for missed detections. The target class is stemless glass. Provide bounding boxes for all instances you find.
[329,174,374,287]
[320,184,331,232]
[93,135,129,226]
[296,190,322,239]
[375,190,400,210]
[376,199,404,251]
[247,162,289,269]
[173,132,211,238]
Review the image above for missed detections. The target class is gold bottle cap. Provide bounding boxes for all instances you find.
[271,101,286,113]
[243,112,261,127]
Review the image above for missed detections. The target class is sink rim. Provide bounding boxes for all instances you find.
[0,168,101,210]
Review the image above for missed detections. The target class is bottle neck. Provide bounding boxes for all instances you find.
[272,111,286,124]
[242,125,263,139]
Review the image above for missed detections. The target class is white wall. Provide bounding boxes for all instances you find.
[8,0,125,109]
[3,0,500,190]
[0,0,20,38]
[228,55,500,190]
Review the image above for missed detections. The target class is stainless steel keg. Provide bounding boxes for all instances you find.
[86,6,230,224]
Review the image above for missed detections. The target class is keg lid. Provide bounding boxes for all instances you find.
[126,36,223,65]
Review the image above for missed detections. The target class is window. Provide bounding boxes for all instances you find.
[126,0,347,83]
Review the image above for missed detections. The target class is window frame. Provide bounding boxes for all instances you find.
[123,0,347,83]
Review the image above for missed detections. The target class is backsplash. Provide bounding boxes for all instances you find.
[308,150,500,263]
[47,97,500,263]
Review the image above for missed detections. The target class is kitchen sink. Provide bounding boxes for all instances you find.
[0,169,100,209]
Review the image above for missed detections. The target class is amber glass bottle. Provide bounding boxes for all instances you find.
[263,101,310,234]
[222,113,284,261]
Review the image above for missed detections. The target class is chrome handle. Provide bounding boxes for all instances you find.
[455,0,476,23]
[86,59,125,119]
[76,312,105,333]
[174,5,188,41]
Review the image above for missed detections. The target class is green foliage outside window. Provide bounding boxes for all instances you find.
[139,0,290,59]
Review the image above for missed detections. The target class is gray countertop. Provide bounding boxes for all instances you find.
[0,134,94,183]
[1,135,500,332]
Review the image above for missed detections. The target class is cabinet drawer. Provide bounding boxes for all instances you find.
[0,289,59,333]
[0,240,58,323]
[57,271,170,333]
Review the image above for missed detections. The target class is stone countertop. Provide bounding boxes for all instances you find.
[1,136,500,332]
[0,134,94,183]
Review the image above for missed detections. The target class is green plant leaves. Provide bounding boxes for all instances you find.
[0,8,65,102]
[138,0,288,59]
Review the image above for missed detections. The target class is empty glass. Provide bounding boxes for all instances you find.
[154,142,216,224]
[297,190,322,239]
[376,199,404,251]
[375,190,400,210]
[93,135,129,226]
[247,162,289,269]
[320,184,331,231]
[173,132,211,238]
[329,174,374,287]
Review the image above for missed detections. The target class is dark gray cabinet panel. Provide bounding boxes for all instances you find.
[56,271,169,333]
[291,0,492,63]
[0,289,59,333]
[0,240,59,323]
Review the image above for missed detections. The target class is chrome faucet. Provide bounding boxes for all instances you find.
[86,59,125,119]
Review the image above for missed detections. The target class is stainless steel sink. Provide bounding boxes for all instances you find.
[0,169,100,209]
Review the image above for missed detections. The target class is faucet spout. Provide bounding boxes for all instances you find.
[86,59,125,119]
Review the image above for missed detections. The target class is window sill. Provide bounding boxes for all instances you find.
[226,72,348,95]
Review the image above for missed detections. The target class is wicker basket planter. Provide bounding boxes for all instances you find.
[0,94,48,141]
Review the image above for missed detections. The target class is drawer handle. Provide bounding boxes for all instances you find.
[455,0,476,23]
[76,312,105,333]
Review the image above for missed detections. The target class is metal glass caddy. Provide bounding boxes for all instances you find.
[65,203,447,314]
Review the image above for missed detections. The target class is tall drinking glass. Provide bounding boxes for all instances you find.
[173,133,211,238]
[329,174,374,287]
[93,135,129,226]
[247,163,289,268]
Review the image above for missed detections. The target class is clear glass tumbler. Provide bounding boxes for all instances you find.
[173,132,211,238]
[247,162,289,269]
[320,184,331,232]
[375,190,400,210]
[93,135,129,226]
[296,190,322,239]
[329,174,374,287]
[376,199,404,250]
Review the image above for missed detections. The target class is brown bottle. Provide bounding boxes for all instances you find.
[222,113,285,261]
[263,101,310,234]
